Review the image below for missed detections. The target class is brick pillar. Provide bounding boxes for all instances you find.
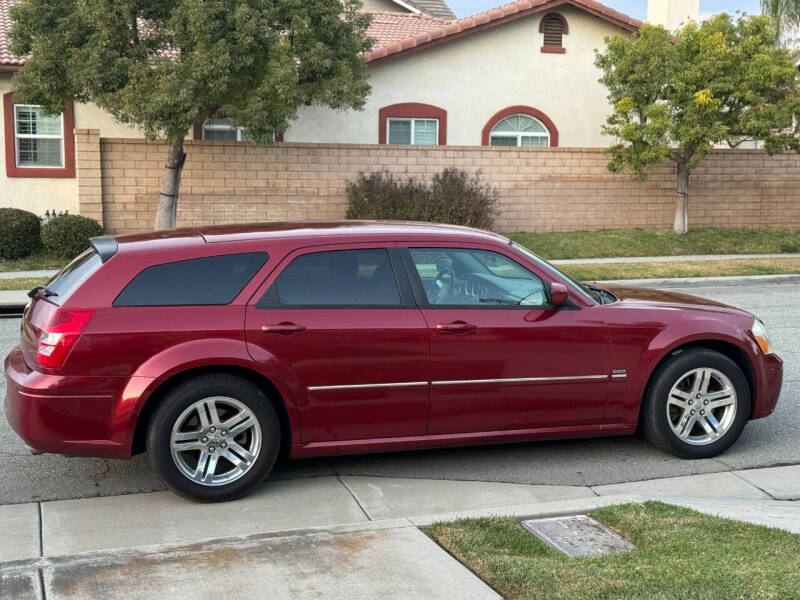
[75,129,104,228]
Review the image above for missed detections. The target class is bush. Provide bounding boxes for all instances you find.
[0,207,41,259]
[346,168,498,229]
[41,214,103,259]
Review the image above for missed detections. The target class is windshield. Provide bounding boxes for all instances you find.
[509,241,597,304]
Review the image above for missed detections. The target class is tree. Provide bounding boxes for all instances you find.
[762,0,800,39]
[595,14,800,233]
[10,0,372,230]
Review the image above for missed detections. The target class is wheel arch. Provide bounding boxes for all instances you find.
[638,338,757,428]
[131,364,295,458]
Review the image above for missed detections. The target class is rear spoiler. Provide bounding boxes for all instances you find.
[90,235,118,263]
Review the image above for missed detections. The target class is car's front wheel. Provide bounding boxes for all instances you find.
[642,348,750,459]
[147,374,281,501]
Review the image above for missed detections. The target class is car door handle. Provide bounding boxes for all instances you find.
[261,322,306,334]
[435,321,477,333]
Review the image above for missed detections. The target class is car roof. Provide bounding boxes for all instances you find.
[113,221,509,252]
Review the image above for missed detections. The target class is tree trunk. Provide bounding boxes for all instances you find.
[673,160,690,235]
[154,138,187,230]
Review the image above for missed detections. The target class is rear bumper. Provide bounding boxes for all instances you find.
[751,352,783,419]
[4,346,132,458]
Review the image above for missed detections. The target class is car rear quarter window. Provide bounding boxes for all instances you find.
[257,248,401,307]
[114,252,268,306]
[45,249,104,306]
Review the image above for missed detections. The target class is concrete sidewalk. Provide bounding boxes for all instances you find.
[2,465,800,599]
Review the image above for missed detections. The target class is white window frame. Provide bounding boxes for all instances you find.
[14,104,65,169]
[489,114,550,147]
[202,118,249,141]
[386,117,439,146]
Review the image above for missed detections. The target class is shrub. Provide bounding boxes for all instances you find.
[41,214,103,259]
[346,168,498,229]
[0,207,41,259]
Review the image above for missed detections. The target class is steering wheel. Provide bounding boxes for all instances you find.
[429,257,455,304]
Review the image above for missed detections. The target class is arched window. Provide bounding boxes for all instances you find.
[482,106,558,147]
[489,115,549,147]
[539,13,568,53]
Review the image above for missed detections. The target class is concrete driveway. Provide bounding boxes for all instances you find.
[2,281,798,506]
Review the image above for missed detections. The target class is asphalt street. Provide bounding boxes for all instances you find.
[1,281,798,505]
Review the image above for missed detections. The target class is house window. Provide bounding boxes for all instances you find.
[387,118,438,145]
[3,92,75,178]
[489,114,550,147]
[540,13,568,53]
[378,103,447,145]
[201,117,252,141]
[14,105,64,167]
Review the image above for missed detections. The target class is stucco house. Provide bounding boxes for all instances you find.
[0,0,696,218]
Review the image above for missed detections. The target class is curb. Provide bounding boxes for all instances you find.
[595,274,800,288]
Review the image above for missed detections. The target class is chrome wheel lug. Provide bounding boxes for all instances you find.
[209,427,216,433]
[201,437,209,444]
[209,446,215,453]
[703,400,709,405]
[690,409,696,415]
[221,430,227,437]
[688,400,693,405]
[700,410,705,415]
[221,442,227,449]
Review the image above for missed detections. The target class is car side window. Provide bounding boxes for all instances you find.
[114,252,268,306]
[408,248,547,307]
[257,248,402,307]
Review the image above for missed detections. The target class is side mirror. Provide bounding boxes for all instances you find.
[549,282,568,308]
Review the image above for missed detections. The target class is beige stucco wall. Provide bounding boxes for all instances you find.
[0,74,140,216]
[286,6,625,147]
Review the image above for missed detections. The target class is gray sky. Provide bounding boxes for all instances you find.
[447,0,762,20]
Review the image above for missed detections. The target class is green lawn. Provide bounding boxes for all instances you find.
[425,502,800,600]
[561,257,800,281]
[0,250,66,272]
[0,277,48,291]
[510,227,800,260]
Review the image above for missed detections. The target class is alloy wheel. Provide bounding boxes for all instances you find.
[666,367,737,446]
[170,396,262,486]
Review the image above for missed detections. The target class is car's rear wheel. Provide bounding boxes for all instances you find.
[147,374,280,501]
[642,348,750,459]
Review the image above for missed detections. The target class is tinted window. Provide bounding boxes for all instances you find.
[45,249,103,306]
[115,252,268,306]
[258,249,401,307]
[408,248,546,306]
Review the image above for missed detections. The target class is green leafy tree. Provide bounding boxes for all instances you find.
[10,0,372,229]
[596,14,800,233]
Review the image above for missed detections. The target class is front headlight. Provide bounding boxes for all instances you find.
[751,320,773,355]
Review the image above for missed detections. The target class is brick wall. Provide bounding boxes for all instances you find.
[89,134,800,234]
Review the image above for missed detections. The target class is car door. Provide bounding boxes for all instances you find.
[245,244,430,444]
[401,243,610,435]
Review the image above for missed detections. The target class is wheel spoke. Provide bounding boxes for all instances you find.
[670,389,692,402]
[698,415,719,439]
[193,451,210,482]
[225,414,255,438]
[676,411,696,439]
[201,453,219,483]
[173,430,202,442]
[173,441,205,452]
[226,440,256,465]
[204,399,221,427]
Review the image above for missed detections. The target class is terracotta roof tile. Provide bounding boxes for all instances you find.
[366,10,453,48]
[0,0,23,69]
[364,0,642,63]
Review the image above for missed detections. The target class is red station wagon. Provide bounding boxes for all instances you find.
[4,222,783,501]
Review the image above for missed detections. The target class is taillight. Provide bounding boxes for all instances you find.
[36,308,96,368]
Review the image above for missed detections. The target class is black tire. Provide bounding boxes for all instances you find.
[641,348,750,459]
[147,373,281,502]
